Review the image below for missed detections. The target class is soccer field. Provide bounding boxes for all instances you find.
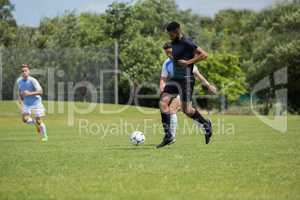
[0,101,299,200]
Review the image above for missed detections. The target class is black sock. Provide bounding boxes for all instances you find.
[192,110,208,125]
[161,112,172,138]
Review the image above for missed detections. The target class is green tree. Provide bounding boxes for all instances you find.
[103,2,135,46]
[78,13,106,47]
[36,12,81,48]
[242,2,300,112]
[0,0,16,46]
[199,52,246,102]
[119,35,163,102]
[133,0,179,37]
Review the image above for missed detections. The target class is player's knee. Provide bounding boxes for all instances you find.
[160,95,169,106]
[22,117,27,123]
[159,100,168,111]
[22,116,29,123]
[182,108,188,115]
[183,111,193,118]
[170,103,180,114]
[185,112,194,118]
[35,118,42,125]
[170,108,177,115]
[182,107,194,116]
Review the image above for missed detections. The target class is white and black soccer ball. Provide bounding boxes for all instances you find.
[130,131,145,145]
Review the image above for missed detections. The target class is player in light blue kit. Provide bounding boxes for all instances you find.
[17,64,48,141]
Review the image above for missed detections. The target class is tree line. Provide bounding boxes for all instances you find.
[0,0,299,113]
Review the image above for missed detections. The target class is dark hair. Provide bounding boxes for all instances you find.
[163,42,172,50]
[21,64,29,69]
[166,21,180,32]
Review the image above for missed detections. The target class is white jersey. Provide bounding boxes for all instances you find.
[17,76,45,117]
[161,58,199,79]
[17,76,43,107]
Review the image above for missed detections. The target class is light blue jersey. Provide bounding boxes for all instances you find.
[161,58,199,79]
[17,76,43,107]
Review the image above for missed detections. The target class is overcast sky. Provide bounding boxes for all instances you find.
[11,0,278,27]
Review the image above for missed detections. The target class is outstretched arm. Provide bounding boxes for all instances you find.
[193,67,217,94]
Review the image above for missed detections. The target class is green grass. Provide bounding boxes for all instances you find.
[0,101,299,200]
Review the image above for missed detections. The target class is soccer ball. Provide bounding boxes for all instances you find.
[130,131,145,145]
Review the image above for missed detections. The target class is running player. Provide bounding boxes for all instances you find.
[157,22,212,148]
[17,64,48,141]
[160,42,217,141]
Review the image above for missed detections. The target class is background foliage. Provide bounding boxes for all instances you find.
[0,0,299,113]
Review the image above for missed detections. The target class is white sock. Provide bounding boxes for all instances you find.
[25,118,35,125]
[39,123,47,138]
[170,114,177,138]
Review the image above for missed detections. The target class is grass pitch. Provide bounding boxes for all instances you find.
[0,101,299,200]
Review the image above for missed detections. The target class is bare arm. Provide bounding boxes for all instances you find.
[193,68,217,94]
[179,47,208,66]
[18,90,23,106]
[22,78,43,97]
[193,70,209,86]
[21,90,43,97]
[190,47,209,64]
[160,77,167,93]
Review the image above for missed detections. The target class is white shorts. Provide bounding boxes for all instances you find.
[22,104,46,117]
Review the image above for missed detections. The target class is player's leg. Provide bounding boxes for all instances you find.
[159,92,173,138]
[157,92,175,148]
[157,81,181,148]
[35,117,48,141]
[180,79,212,144]
[22,113,35,125]
[169,96,180,138]
[181,100,212,144]
[34,106,48,141]
[22,106,43,135]
[22,106,35,125]
[181,101,208,124]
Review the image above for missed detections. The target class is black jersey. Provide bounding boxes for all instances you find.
[171,36,198,80]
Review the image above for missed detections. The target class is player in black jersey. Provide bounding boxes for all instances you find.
[157,21,212,148]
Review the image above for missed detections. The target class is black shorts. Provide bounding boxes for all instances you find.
[163,78,195,102]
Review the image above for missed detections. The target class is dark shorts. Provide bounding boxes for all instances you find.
[163,78,195,102]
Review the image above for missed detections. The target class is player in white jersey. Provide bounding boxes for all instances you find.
[17,64,48,141]
[160,42,217,140]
